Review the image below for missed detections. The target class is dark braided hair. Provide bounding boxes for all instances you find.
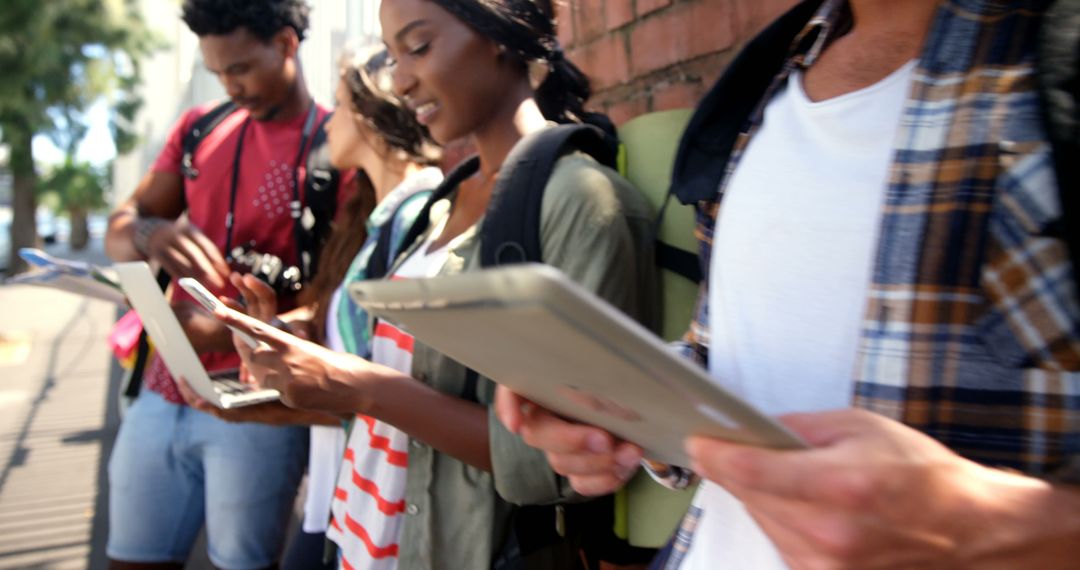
[181,0,311,43]
[427,0,614,135]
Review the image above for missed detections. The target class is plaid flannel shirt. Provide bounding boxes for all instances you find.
[654,0,1080,506]
[653,0,1080,566]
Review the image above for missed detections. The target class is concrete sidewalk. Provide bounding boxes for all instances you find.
[0,242,297,569]
[0,242,120,569]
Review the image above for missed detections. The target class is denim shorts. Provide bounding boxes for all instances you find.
[107,389,308,570]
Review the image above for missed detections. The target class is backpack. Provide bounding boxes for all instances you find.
[1037,0,1080,293]
[365,191,435,281]
[395,124,635,410]
[398,123,700,286]
[393,123,699,566]
[611,109,701,549]
[180,101,342,282]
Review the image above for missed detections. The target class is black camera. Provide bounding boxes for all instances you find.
[228,243,304,295]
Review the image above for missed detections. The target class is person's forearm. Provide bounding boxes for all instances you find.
[105,205,142,262]
[963,470,1080,567]
[256,406,344,427]
[358,369,492,472]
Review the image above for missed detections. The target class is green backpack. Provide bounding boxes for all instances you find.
[613,109,699,548]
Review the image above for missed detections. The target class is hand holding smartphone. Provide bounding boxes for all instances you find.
[178,277,262,350]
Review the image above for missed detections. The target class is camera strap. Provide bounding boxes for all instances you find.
[222,104,320,276]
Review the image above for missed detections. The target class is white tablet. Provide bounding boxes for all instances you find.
[349,264,805,466]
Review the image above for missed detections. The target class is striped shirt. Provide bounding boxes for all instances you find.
[327,226,458,570]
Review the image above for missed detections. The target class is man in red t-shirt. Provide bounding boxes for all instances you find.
[103,1,343,568]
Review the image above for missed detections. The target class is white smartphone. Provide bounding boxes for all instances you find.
[177,277,262,350]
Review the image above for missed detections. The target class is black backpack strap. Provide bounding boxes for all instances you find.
[300,111,341,277]
[653,190,703,284]
[670,0,825,205]
[387,156,482,277]
[125,330,151,399]
[480,124,616,268]
[125,269,172,400]
[1036,0,1080,292]
[365,189,440,281]
[456,126,617,405]
[180,101,239,180]
[366,158,482,401]
[386,126,616,407]
[480,126,657,568]
[365,200,402,282]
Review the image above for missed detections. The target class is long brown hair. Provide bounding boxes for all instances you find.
[300,46,440,343]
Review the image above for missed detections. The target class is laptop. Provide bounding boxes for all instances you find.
[349,263,806,466]
[113,261,280,409]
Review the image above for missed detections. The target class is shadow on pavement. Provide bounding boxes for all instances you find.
[86,343,124,570]
[0,302,87,494]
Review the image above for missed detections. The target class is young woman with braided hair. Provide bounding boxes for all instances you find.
[213,0,657,567]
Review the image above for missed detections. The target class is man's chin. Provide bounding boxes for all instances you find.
[252,105,284,122]
[232,101,268,119]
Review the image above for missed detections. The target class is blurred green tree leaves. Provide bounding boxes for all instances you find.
[0,0,158,272]
[38,159,110,250]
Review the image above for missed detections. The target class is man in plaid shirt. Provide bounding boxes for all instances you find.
[497,0,1080,567]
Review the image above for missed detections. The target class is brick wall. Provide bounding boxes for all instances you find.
[557,0,799,124]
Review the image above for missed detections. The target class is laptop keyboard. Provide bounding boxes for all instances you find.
[206,369,259,396]
[214,378,257,396]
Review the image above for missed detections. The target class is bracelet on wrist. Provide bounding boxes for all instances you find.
[132,216,172,257]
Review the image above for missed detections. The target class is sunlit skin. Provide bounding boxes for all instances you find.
[324,80,374,170]
[104,23,316,372]
[380,0,523,147]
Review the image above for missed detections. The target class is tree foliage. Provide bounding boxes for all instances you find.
[0,0,157,272]
[37,159,110,250]
[38,160,110,212]
[0,0,157,151]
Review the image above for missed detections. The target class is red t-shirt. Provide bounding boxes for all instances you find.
[145,101,351,403]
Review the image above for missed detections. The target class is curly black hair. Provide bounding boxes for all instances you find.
[181,0,311,43]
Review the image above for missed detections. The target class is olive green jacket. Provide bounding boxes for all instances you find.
[389,153,658,569]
